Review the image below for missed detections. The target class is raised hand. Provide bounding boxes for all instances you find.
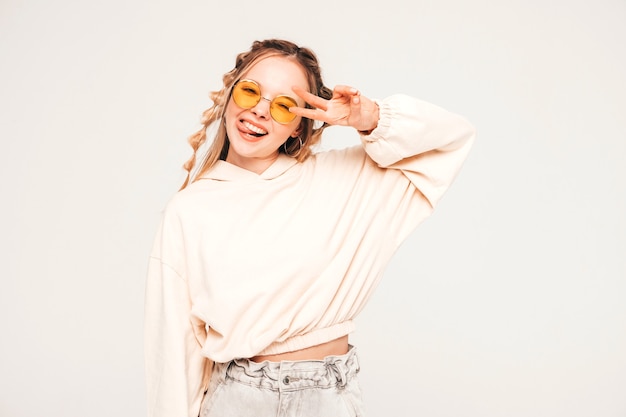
[289,85,379,133]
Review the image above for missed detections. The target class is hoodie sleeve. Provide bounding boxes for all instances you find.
[144,209,212,417]
[361,94,476,208]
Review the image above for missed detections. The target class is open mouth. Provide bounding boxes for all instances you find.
[242,120,267,137]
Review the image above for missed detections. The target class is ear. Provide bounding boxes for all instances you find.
[290,122,303,138]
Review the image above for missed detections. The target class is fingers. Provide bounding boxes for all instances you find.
[292,86,328,111]
[289,86,327,121]
[289,84,363,126]
[288,106,325,120]
[292,85,360,110]
[332,85,360,97]
[349,92,362,115]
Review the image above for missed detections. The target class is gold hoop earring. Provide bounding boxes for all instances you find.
[283,136,303,157]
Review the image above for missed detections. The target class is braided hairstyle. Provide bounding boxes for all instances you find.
[180,39,333,190]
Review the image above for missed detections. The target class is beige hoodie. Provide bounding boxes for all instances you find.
[145,94,476,417]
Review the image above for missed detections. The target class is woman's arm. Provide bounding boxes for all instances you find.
[359,93,476,208]
[144,211,212,417]
[307,91,476,251]
[295,86,475,208]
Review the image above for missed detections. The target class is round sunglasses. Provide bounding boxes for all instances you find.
[231,79,299,124]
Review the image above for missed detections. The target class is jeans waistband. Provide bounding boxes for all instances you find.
[215,345,360,392]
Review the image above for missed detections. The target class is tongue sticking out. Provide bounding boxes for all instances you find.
[242,120,267,137]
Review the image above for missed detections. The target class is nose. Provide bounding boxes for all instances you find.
[251,96,272,120]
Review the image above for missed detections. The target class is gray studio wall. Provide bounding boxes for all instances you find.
[1,0,624,416]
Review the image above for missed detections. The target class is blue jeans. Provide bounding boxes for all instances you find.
[200,346,364,416]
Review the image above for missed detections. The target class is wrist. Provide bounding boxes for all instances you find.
[357,102,380,135]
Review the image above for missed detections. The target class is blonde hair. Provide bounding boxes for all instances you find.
[180,39,333,190]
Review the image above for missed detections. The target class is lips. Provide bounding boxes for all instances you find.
[241,120,267,137]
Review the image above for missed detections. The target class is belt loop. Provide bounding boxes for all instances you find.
[223,360,235,383]
[326,360,348,389]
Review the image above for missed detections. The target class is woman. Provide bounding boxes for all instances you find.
[145,39,475,417]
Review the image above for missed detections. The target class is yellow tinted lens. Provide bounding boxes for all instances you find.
[232,80,261,109]
[270,96,298,124]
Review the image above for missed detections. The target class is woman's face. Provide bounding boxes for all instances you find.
[224,55,309,173]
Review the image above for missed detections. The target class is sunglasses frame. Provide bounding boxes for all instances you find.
[231,79,299,124]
